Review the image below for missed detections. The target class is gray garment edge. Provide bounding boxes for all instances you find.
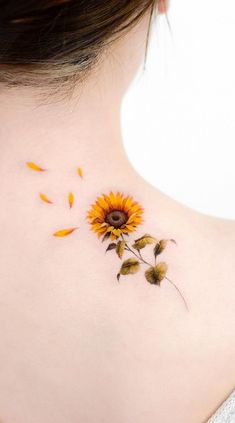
[207,391,235,423]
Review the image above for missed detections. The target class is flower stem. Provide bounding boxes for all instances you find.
[138,250,144,262]
[122,234,151,266]
[165,277,189,311]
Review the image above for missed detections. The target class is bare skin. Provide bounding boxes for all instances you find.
[0,4,234,423]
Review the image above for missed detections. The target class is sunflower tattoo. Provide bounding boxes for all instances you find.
[87,191,188,310]
[87,191,144,240]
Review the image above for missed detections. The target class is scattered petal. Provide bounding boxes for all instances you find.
[26,162,46,172]
[39,193,53,204]
[68,192,74,208]
[77,167,83,178]
[53,227,78,237]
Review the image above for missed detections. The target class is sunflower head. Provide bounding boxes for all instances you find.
[87,191,144,241]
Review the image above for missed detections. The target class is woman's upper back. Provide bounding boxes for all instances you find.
[0,173,234,423]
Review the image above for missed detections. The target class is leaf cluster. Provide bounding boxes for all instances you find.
[105,233,176,284]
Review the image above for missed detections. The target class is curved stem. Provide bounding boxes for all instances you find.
[165,277,189,312]
[122,234,152,266]
[124,245,143,261]
[138,249,151,266]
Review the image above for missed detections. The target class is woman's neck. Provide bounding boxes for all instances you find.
[0,83,137,187]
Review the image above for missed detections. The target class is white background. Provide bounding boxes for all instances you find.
[122,0,235,220]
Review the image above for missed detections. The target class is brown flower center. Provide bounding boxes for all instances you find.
[105,210,128,228]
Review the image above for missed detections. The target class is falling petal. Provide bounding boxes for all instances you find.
[26,162,46,172]
[53,227,78,237]
[77,167,83,178]
[68,192,74,208]
[39,193,53,204]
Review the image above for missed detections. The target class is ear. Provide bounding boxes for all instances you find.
[158,0,168,14]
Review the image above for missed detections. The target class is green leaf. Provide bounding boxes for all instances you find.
[132,234,157,250]
[154,239,167,257]
[145,266,160,285]
[102,232,111,242]
[119,258,140,278]
[106,243,117,252]
[145,262,168,285]
[154,239,177,258]
[116,240,126,259]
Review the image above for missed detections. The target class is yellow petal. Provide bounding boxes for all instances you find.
[96,225,108,233]
[89,216,103,224]
[96,196,110,211]
[126,213,139,224]
[92,223,106,230]
[92,203,105,217]
[26,162,46,172]
[109,191,118,208]
[123,196,134,211]
[125,224,137,232]
[77,167,83,178]
[53,227,78,237]
[129,203,144,214]
[39,193,53,204]
[120,228,130,234]
[116,192,123,209]
[112,229,122,237]
[106,225,115,232]
[103,194,112,207]
[68,192,74,208]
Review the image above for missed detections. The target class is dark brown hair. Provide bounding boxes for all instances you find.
[0,0,158,94]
